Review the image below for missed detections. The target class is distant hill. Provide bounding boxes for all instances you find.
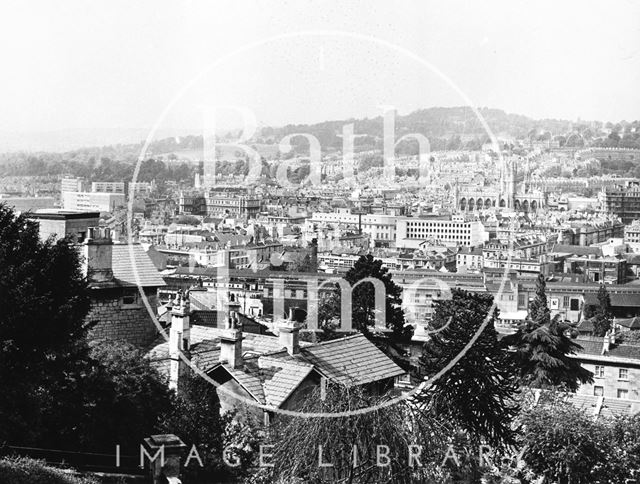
[1,107,636,178]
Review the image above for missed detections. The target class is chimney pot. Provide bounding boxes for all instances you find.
[220,328,243,369]
[279,320,301,356]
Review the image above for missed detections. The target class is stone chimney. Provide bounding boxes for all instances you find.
[169,291,191,391]
[279,319,301,356]
[602,329,614,355]
[219,328,243,369]
[81,227,113,283]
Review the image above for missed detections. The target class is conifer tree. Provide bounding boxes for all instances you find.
[417,289,520,448]
[503,273,593,390]
[592,284,613,337]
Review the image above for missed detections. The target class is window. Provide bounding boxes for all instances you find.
[570,298,580,311]
[595,366,605,378]
[617,389,629,399]
[594,386,604,396]
[122,290,139,307]
[619,368,629,380]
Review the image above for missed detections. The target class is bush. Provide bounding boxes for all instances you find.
[0,457,98,484]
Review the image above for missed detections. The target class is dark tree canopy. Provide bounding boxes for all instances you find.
[0,203,92,446]
[505,319,593,391]
[504,273,593,391]
[0,204,184,455]
[592,284,613,337]
[336,254,411,340]
[529,273,550,325]
[416,289,520,448]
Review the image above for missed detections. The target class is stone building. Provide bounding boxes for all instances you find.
[82,227,166,346]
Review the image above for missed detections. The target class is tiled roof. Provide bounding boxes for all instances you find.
[191,310,224,327]
[584,293,640,308]
[600,398,634,419]
[574,337,604,356]
[145,329,404,409]
[224,361,265,403]
[258,357,316,407]
[191,340,221,372]
[190,291,218,310]
[299,333,405,386]
[617,317,640,330]
[607,343,640,359]
[567,393,598,412]
[110,244,166,288]
[551,244,603,257]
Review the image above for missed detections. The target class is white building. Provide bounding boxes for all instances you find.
[305,210,397,246]
[129,182,153,196]
[395,215,488,249]
[61,177,87,193]
[91,181,126,194]
[62,191,125,212]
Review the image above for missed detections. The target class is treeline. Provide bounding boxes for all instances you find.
[0,156,195,184]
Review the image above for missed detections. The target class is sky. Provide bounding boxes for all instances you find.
[0,0,639,150]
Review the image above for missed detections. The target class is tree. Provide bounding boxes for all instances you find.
[318,255,411,340]
[73,340,174,453]
[519,403,640,484]
[416,289,520,449]
[529,273,550,325]
[505,318,593,391]
[255,384,453,484]
[592,284,612,337]
[504,271,592,391]
[160,375,233,482]
[0,203,92,447]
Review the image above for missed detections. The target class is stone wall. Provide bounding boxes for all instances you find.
[87,287,160,347]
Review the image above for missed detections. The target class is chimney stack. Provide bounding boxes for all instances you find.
[602,330,612,355]
[81,227,114,283]
[279,320,301,356]
[219,328,243,369]
[169,291,191,391]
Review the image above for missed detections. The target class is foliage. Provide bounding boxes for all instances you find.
[0,204,187,456]
[0,203,92,447]
[519,404,640,483]
[504,273,593,391]
[0,457,99,484]
[592,284,612,337]
[529,273,550,325]
[317,254,411,341]
[159,375,231,482]
[505,318,593,391]
[417,289,520,449]
[255,384,453,484]
[74,340,173,453]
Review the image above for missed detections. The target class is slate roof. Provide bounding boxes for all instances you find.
[146,328,405,409]
[574,336,604,356]
[190,310,224,327]
[258,356,316,407]
[584,293,640,308]
[224,361,266,403]
[607,343,640,359]
[550,244,603,257]
[574,336,640,361]
[617,317,640,330]
[600,398,634,419]
[190,291,218,310]
[266,333,406,386]
[109,244,166,288]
